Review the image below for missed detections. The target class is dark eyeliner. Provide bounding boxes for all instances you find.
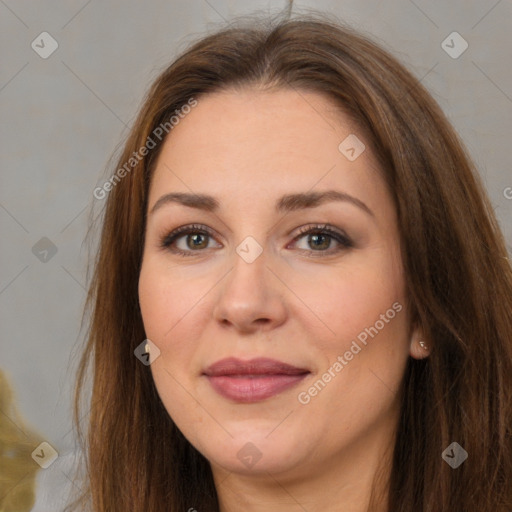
[158,222,353,256]
[159,224,215,252]
[291,223,354,254]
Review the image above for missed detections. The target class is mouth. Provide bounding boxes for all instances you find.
[203,357,310,403]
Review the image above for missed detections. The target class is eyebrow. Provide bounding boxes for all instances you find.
[149,190,374,217]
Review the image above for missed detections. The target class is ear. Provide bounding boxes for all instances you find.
[409,325,430,360]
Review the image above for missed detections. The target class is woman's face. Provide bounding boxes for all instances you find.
[138,87,420,480]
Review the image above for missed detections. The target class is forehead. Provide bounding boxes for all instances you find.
[149,87,387,212]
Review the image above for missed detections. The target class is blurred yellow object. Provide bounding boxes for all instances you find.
[0,369,44,512]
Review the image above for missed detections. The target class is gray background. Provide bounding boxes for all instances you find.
[1,0,511,509]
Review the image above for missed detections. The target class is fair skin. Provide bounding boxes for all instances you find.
[138,87,428,512]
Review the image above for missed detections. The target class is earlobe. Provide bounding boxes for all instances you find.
[410,336,430,360]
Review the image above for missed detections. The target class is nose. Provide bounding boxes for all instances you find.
[212,246,287,334]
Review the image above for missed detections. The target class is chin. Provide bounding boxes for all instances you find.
[189,425,311,476]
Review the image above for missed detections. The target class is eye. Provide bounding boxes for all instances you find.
[159,224,220,257]
[159,223,353,257]
[288,224,353,256]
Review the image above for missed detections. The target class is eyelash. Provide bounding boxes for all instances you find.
[158,223,353,258]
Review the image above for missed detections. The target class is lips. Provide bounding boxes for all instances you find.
[203,357,310,403]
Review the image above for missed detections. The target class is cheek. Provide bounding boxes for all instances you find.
[317,276,409,413]
[299,272,409,440]
[149,362,211,455]
[138,267,171,343]
[289,252,405,354]
[138,262,205,433]
[297,254,410,417]
[138,257,206,346]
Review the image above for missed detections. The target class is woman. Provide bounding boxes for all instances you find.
[68,10,512,512]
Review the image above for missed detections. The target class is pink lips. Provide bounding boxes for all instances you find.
[203,357,310,403]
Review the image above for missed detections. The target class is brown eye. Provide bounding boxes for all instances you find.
[185,233,209,250]
[306,233,331,250]
[290,224,353,256]
[160,224,220,256]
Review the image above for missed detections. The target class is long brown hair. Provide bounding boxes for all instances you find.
[67,9,512,512]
